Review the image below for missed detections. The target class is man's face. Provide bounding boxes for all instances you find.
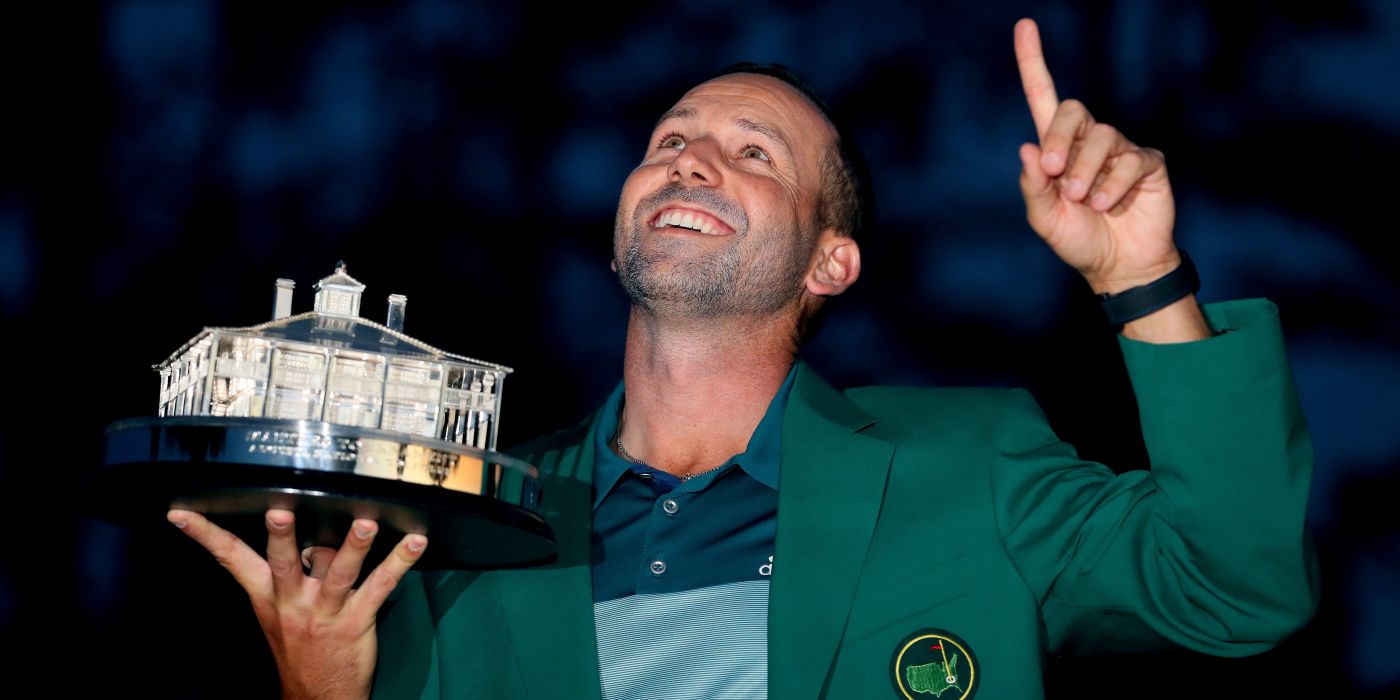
[613,73,838,318]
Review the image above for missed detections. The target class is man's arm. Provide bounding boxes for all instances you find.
[998,19,1318,653]
[991,298,1318,655]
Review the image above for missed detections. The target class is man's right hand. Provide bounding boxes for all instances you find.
[167,508,427,700]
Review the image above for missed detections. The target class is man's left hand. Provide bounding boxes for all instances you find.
[1014,17,1180,296]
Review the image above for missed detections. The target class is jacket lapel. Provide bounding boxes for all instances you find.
[494,417,603,700]
[770,362,893,700]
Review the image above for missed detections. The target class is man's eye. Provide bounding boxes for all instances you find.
[741,145,770,162]
[658,133,685,150]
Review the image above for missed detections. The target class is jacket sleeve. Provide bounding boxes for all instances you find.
[990,298,1319,657]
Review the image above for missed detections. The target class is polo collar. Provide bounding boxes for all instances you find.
[590,363,797,509]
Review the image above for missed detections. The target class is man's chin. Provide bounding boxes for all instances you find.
[618,270,730,314]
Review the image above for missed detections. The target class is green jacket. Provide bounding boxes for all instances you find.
[373,299,1317,699]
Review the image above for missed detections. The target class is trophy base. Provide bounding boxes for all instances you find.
[88,418,557,569]
[83,463,556,569]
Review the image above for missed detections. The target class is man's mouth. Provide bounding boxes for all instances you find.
[648,207,736,236]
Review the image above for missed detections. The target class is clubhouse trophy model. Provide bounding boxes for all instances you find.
[88,263,555,568]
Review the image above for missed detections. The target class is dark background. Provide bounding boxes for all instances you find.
[1,0,1397,697]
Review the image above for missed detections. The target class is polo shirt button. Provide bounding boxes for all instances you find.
[662,498,679,515]
[650,560,667,575]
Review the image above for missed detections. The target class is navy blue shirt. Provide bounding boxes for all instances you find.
[589,365,797,699]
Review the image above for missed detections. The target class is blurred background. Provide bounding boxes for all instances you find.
[1,0,1396,697]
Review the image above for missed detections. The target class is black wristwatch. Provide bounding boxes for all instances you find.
[1098,251,1200,328]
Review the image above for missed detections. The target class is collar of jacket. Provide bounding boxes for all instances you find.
[492,359,893,700]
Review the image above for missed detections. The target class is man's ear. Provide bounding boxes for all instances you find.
[805,229,861,297]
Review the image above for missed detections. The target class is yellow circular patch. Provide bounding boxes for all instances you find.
[890,629,978,699]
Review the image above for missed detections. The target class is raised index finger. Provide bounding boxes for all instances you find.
[1014,18,1059,139]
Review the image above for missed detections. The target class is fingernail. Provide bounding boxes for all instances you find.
[170,517,187,529]
[266,513,291,529]
[406,536,426,553]
[1066,178,1085,199]
[1092,192,1109,209]
[354,525,374,540]
[1042,152,1062,171]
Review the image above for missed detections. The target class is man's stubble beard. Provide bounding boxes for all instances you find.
[614,183,811,319]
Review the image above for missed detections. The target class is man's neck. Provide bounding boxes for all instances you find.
[618,306,800,477]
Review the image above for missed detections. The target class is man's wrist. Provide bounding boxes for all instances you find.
[1096,250,1201,330]
[1084,252,1183,296]
[1119,294,1213,343]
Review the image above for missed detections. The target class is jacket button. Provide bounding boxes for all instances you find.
[650,560,667,575]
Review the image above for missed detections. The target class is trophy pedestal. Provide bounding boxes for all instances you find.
[86,418,557,569]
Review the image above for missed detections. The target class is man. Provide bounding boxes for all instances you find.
[168,19,1317,699]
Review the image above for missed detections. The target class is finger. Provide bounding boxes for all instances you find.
[302,546,335,579]
[1089,148,1162,212]
[1018,142,1057,231]
[314,520,379,616]
[347,534,427,618]
[1014,18,1059,138]
[1062,123,1121,202]
[168,509,271,598]
[1039,99,1092,177]
[265,509,304,597]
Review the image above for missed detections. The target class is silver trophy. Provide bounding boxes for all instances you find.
[85,263,555,568]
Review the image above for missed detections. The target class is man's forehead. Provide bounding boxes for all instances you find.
[660,73,835,143]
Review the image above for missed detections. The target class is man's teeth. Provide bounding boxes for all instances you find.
[654,210,717,234]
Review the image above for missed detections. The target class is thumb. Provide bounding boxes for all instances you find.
[302,546,337,579]
[1018,142,1057,234]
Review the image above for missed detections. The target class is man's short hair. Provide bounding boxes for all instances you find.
[718,63,871,242]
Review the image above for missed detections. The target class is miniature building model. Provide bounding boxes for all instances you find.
[155,263,511,451]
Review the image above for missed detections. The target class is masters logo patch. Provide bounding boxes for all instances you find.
[890,629,978,699]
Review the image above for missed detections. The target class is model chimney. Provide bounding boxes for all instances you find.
[386,294,407,332]
[272,279,295,320]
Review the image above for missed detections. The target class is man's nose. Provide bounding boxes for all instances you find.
[667,138,722,187]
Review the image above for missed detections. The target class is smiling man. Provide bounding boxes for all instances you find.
[613,72,852,330]
[170,19,1317,700]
